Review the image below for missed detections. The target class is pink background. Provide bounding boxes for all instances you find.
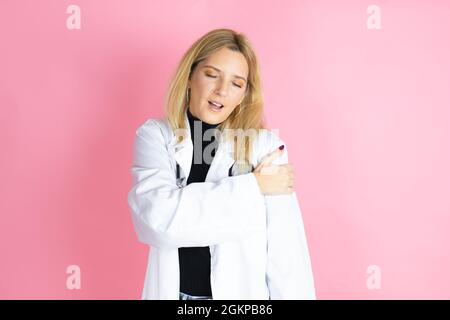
[1,0,449,299]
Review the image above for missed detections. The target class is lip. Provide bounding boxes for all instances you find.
[208,100,224,108]
[208,100,223,112]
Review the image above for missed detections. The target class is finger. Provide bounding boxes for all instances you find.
[254,153,276,172]
[260,164,279,175]
[260,145,285,167]
[281,164,292,175]
[289,170,295,180]
[254,162,263,172]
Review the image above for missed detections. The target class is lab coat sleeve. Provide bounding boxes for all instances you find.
[127,119,267,250]
[262,133,316,300]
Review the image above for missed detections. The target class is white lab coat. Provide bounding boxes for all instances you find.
[127,110,316,300]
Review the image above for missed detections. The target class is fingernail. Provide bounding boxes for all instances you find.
[278,145,285,150]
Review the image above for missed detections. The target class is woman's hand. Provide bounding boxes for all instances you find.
[252,145,295,195]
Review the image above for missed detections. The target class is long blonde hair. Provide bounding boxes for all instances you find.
[164,28,266,174]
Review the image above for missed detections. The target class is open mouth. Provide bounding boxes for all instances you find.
[208,100,224,111]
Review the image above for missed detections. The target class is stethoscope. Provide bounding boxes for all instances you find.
[175,163,184,188]
[175,162,236,188]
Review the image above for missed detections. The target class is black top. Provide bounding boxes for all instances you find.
[178,108,228,296]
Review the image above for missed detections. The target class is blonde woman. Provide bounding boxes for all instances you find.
[128,29,316,300]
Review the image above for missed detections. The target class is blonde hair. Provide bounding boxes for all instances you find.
[164,28,266,174]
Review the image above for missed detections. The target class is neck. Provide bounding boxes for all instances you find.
[186,108,222,149]
[187,107,220,130]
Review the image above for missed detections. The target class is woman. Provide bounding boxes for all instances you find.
[128,28,316,300]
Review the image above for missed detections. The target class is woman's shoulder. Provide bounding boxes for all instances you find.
[135,116,172,143]
[255,128,284,145]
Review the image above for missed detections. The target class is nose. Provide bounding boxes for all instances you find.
[214,79,228,97]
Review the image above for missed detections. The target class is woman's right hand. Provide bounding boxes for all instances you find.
[252,145,295,195]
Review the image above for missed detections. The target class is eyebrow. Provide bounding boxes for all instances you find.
[203,65,247,83]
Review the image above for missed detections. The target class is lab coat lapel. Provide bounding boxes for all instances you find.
[205,132,235,181]
[167,111,235,183]
[167,111,192,182]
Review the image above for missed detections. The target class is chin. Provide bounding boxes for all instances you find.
[204,116,223,125]
[200,111,224,125]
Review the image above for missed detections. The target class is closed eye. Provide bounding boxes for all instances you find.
[206,73,243,88]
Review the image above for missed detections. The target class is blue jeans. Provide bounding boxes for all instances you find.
[179,292,213,300]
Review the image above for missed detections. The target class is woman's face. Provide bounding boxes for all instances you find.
[188,47,249,125]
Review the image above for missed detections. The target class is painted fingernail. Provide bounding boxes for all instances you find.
[278,145,285,150]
